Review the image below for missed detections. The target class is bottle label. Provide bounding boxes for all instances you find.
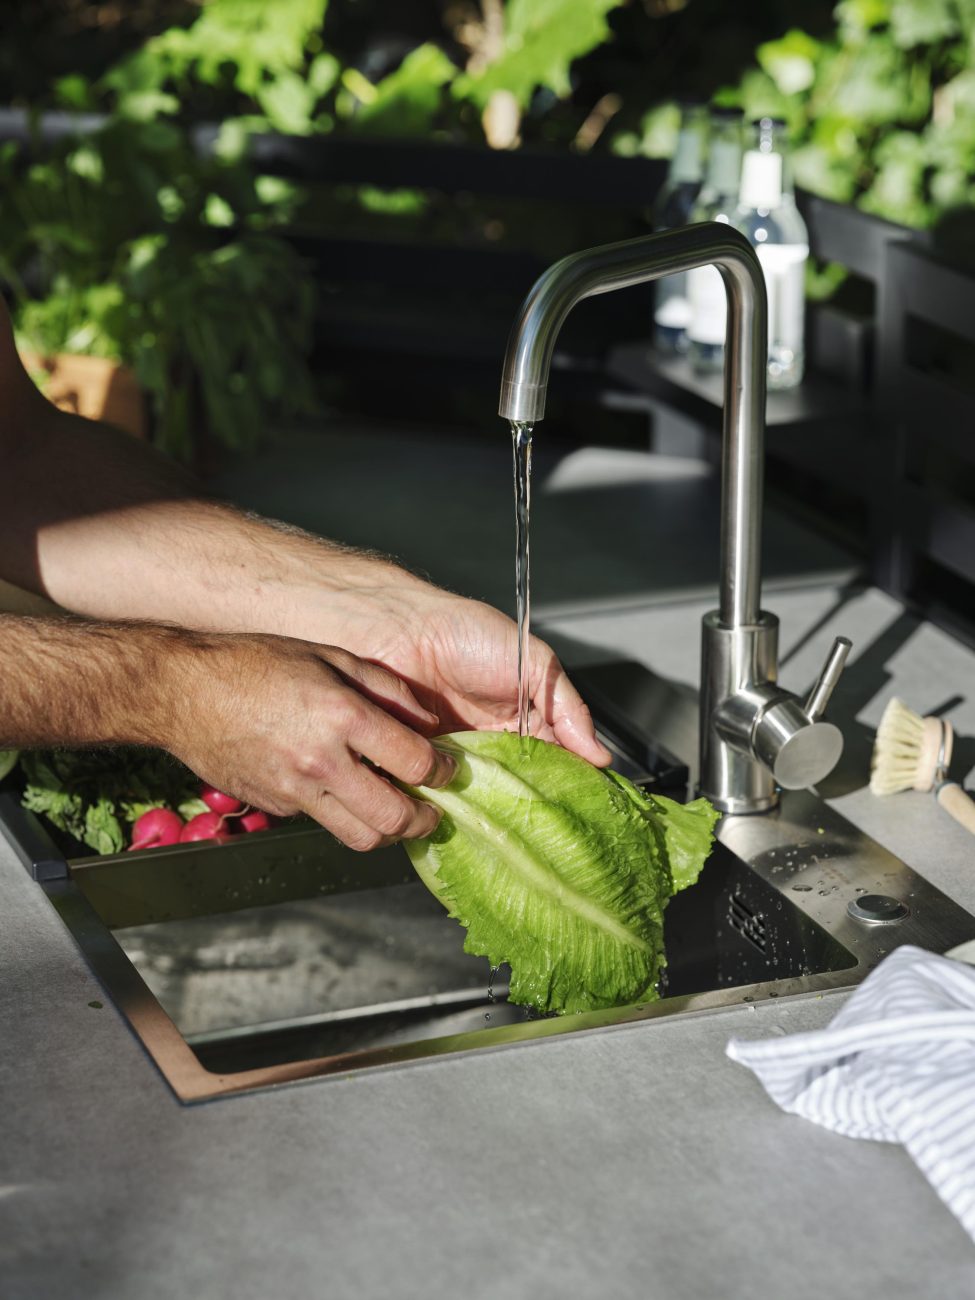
[757,243,808,351]
[740,151,783,209]
[688,265,726,345]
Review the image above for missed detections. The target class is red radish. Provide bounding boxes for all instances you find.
[129,808,184,851]
[200,783,244,815]
[180,811,234,844]
[239,809,276,834]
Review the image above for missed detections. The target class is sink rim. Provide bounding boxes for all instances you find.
[42,871,869,1103]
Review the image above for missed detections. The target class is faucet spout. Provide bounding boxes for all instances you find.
[498,223,767,627]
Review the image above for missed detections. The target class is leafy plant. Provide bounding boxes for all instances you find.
[399,731,717,1015]
[93,0,627,145]
[18,748,205,855]
[0,117,316,459]
[617,0,975,228]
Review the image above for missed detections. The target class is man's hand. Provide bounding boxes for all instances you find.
[161,633,459,851]
[0,617,456,852]
[326,587,612,767]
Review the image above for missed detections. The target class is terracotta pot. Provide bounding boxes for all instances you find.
[19,351,147,440]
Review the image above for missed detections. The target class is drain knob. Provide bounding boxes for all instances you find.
[847,894,910,925]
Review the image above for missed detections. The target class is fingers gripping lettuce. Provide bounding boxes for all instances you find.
[398,731,718,1015]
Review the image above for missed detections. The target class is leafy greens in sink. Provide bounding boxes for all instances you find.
[399,731,718,1015]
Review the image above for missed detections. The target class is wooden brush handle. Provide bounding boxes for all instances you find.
[937,783,975,836]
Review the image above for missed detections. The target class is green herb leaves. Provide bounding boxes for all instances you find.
[18,749,204,855]
[399,732,717,1015]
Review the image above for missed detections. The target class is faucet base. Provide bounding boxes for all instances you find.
[704,791,779,815]
[699,610,780,814]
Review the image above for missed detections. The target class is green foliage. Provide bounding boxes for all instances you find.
[18,748,203,855]
[732,1,975,226]
[95,0,625,142]
[1,0,633,462]
[0,118,317,459]
[453,0,624,111]
[340,45,456,137]
[104,0,332,122]
[617,0,975,229]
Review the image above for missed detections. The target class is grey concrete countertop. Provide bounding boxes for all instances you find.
[3,430,975,1298]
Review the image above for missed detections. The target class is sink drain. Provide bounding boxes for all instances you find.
[847,894,910,925]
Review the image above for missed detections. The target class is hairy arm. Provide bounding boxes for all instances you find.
[0,300,608,764]
[0,615,177,749]
[0,614,456,850]
[0,299,414,635]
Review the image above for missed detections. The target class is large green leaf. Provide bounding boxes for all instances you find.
[346,45,456,136]
[400,732,717,1015]
[105,0,329,105]
[832,34,930,124]
[758,29,824,96]
[454,0,624,110]
[890,0,959,48]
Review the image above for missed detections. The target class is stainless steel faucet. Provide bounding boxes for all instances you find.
[498,222,850,813]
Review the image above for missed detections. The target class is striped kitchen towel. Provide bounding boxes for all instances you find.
[727,944,975,1242]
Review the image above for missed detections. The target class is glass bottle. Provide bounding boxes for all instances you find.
[687,107,744,374]
[652,102,707,355]
[734,116,809,390]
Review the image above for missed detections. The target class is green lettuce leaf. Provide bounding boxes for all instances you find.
[84,799,126,856]
[399,732,718,1015]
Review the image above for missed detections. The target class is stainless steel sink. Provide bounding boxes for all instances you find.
[3,665,974,1103]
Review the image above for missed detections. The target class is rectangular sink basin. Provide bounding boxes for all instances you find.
[4,664,974,1103]
[127,840,854,1080]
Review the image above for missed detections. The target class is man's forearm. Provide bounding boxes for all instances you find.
[0,614,179,749]
[0,361,427,647]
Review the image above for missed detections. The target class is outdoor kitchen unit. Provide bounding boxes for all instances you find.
[3,223,975,1104]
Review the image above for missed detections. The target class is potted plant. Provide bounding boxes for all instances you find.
[0,115,317,463]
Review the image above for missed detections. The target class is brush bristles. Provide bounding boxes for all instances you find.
[868,696,946,795]
[870,697,926,795]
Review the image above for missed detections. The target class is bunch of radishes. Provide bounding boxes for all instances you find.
[128,784,276,851]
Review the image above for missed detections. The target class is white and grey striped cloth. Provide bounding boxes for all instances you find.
[727,944,975,1242]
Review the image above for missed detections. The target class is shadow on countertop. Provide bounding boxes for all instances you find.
[212,421,859,617]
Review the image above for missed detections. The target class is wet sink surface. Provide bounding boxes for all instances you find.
[112,838,856,1080]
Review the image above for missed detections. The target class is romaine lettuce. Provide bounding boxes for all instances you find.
[399,731,718,1015]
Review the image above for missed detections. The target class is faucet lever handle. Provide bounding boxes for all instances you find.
[804,636,852,721]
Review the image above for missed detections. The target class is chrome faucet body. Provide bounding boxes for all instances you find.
[498,223,849,813]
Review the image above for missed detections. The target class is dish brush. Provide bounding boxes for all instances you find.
[870,697,975,835]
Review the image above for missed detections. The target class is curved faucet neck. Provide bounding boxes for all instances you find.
[498,223,768,628]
